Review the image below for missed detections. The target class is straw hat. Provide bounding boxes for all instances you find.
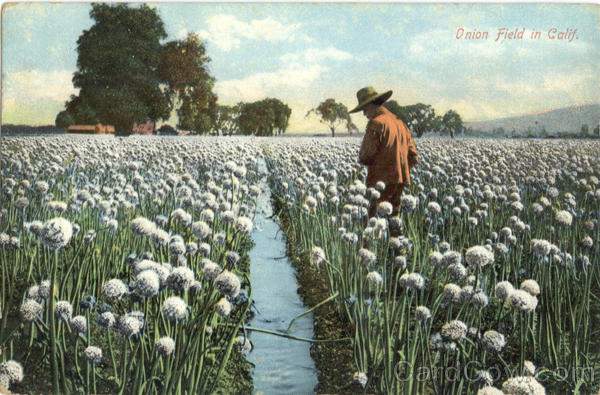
[348,87,393,113]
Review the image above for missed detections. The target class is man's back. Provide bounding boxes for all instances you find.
[359,106,418,187]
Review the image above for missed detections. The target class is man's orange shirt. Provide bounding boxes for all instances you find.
[359,106,418,188]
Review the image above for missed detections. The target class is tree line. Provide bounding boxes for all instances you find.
[214,99,291,136]
[304,98,464,138]
[56,3,463,138]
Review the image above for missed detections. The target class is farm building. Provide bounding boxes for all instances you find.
[67,123,115,134]
[132,120,155,135]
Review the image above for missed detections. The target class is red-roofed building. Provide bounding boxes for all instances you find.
[68,123,115,134]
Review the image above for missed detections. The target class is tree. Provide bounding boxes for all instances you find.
[236,98,292,136]
[264,98,291,136]
[156,124,178,135]
[159,33,217,134]
[63,3,170,135]
[383,100,410,123]
[212,105,240,136]
[384,101,439,137]
[55,110,74,131]
[441,110,463,138]
[581,124,590,137]
[403,103,438,137]
[237,102,260,136]
[306,98,356,137]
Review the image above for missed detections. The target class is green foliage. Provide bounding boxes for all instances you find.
[523,127,536,138]
[64,95,97,125]
[212,105,240,136]
[159,33,217,134]
[581,124,590,136]
[384,101,440,137]
[62,3,170,135]
[441,109,463,137]
[55,110,74,131]
[237,98,291,136]
[306,98,355,137]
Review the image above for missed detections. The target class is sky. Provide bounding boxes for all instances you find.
[2,2,599,133]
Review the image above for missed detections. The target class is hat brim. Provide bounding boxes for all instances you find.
[348,90,393,113]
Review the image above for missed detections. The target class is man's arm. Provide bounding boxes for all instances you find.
[359,120,382,166]
[407,127,418,168]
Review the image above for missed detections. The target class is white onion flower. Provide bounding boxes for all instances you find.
[130,217,156,237]
[167,266,195,292]
[155,337,176,356]
[415,306,431,322]
[502,376,546,395]
[103,279,129,301]
[201,259,222,282]
[0,360,24,385]
[162,296,188,322]
[443,283,462,303]
[216,297,232,317]
[401,195,418,212]
[192,221,212,240]
[83,346,103,366]
[353,372,368,388]
[310,247,326,266]
[54,300,73,322]
[97,312,116,330]
[39,217,73,250]
[366,271,383,287]
[215,270,241,299]
[441,320,467,342]
[555,210,572,227]
[234,216,253,234]
[20,299,43,322]
[117,312,145,338]
[465,245,495,269]
[135,270,160,298]
[508,290,538,313]
[520,279,540,296]
[482,330,506,353]
[70,315,87,334]
[376,201,393,217]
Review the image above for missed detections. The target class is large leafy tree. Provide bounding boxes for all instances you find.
[441,109,463,137]
[236,98,292,136]
[263,98,291,136]
[384,101,441,137]
[306,98,356,137]
[62,3,170,135]
[159,33,217,134]
[212,105,240,136]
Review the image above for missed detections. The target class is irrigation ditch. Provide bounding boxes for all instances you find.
[242,157,363,394]
[246,159,318,394]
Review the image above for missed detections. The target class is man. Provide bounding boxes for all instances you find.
[349,86,418,218]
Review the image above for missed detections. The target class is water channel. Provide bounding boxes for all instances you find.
[246,158,318,394]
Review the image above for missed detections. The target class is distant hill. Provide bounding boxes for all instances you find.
[1,124,63,136]
[464,104,600,136]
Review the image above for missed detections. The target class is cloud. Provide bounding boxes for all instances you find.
[215,63,326,102]
[177,27,189,39]
[216,43,353,104]
[3,70,77,103]
[281,46,352,64]
[540,69,598,103]
[2,70,78,124]
[435,97,507,121]
[198,14,300,52]
[491,68,596,97]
